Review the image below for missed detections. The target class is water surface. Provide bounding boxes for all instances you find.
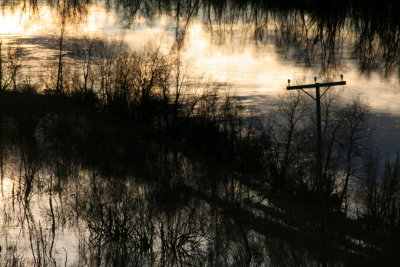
[0,1,399,265]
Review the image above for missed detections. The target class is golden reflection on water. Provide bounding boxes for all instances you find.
[185,24,293,94]
[0,6,41,35]
[0,177,15,196]
[0,2,400,115]
[0,4,114,36]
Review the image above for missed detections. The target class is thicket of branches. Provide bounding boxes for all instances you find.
[0,37,399,265]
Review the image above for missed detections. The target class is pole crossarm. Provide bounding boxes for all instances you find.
[287,81,346,90]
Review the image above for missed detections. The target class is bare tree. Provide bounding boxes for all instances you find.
[337,99,371,214]
[56,9,67,95]
[261,92,313,192]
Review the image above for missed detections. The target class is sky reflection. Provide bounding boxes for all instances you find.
[0,1,399,116]
[0,2,399,265]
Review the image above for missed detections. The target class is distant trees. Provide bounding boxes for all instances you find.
[0,41,398,267]
[0,34,380,220]
[0,42,23,91]
[359,152,400,226]
[0,34,387,224]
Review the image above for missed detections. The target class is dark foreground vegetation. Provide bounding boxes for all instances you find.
[1,0,400,266]
[0,35,398,266]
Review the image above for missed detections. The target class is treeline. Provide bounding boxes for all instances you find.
[0,38,250,174]
[0,38,399,265]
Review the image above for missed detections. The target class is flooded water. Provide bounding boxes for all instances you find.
[2,0,400,154]
[0,0,400,265]
[0,110,297,266]
[1,0,400,112]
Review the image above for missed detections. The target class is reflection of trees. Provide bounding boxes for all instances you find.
[68,171,209,266]
[0,83,398,265]
[351,3,400,78]
[0,2,400,265]
[200,1,400,79]
[271,10,346,77]
[4,0,400,80]
[74,176,157,266]
[0,100,323,265]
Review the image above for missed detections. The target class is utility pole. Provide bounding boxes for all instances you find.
[0,42,2,91]
[286,76,346,267]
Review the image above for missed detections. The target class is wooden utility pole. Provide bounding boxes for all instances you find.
[0,42,2,91]
[287,76,346,267]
